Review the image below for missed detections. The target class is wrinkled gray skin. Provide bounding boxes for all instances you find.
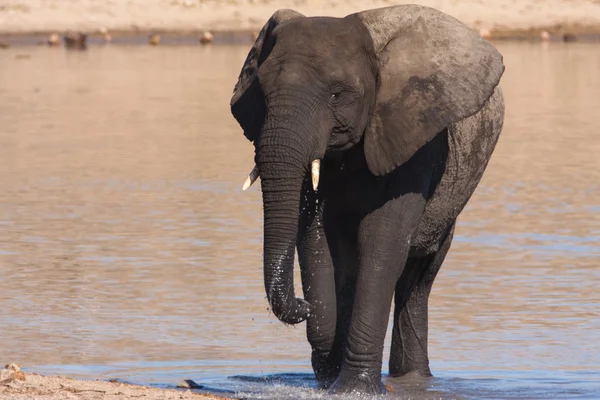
[230,5,505,395]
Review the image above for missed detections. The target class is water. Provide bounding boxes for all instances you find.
[0,42,599,399]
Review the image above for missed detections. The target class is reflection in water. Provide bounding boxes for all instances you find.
[0,43,599,399]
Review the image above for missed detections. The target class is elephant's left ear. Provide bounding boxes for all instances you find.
[352,5,505,176]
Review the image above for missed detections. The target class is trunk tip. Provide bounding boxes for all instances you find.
[271,297,311,325]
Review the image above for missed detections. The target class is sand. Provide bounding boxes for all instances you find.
[1,0,600,36]
[0,366,235,400]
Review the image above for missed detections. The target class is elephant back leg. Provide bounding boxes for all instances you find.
[389,223,455,377]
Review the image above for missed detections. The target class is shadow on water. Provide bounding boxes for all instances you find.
[0,42,599,399]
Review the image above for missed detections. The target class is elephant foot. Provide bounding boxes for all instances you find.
[311,350,340,389]
[389,366,432,379]
[315,376,336,390]
[327,369,385,395]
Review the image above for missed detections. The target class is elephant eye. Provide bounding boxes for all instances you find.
[331,91,342,100]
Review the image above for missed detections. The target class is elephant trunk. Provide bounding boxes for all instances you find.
[257,109,318,325]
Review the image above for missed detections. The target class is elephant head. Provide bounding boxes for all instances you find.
[230,5,504,325]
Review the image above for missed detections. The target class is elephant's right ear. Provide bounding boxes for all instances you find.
[230,9,305,143]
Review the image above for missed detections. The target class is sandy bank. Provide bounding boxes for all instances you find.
[1,0,600,38]
[0,365,236,400]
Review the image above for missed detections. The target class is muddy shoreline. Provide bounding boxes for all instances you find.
[1,369,237,400]
[0,29,257,47]
[0,19,600,48]
[3,0,600,47]
[2,26,600,50]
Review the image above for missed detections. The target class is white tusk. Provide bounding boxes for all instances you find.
[311,159,320,191]
[242,165,259,191]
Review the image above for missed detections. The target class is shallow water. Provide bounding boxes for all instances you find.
[0,42,599,399]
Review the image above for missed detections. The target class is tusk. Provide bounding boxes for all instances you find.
[242,165,259,191]
[311,159,320,191]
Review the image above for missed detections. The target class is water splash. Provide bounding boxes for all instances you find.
[231,373,387,400]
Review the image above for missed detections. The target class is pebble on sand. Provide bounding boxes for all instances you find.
[149,33,161,45]
[99,27,112,43]
[0,363,26,384]
[63,32,88,49]
[200,31,214,44]
[0,41,10,49]
[176,379,204,389]
[479,27,492,39]
[540,30,551,41]
[47,33,60,46]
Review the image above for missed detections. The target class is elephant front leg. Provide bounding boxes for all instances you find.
[328,194,426,395]
[389,224,454,378]
[297,197,337,388]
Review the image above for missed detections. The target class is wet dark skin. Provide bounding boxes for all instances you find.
[230,5,505,395]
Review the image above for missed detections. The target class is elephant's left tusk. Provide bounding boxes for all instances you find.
[242,165,259,191]
[311,159,320,191]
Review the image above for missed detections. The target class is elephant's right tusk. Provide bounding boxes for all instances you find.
[311,159,320,191]
[242,165,259,191]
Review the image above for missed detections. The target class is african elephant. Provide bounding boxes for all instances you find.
[230,5,504,395]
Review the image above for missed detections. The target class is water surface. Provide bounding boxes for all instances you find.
[0,42,599,399]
